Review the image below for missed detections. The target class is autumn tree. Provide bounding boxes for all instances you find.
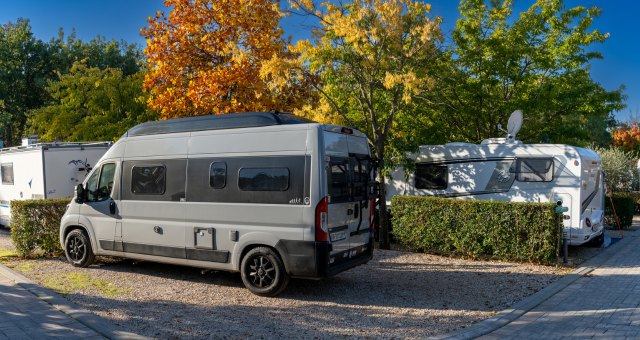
[28,62,156,141]
[612,121,640,151]
[424,0,624,145]
[142,0,312,118]
[272,0,442,249]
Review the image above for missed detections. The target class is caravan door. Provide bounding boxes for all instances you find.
[79,162,118,251]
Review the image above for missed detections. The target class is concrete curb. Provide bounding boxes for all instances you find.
[0,263,149,340]
[429,232,633,340]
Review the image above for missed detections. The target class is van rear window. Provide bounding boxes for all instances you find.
[328,159,350,203]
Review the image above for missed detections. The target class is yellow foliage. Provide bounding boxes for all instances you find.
[142,0,313,118]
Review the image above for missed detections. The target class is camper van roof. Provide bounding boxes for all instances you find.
[124,111,315,137]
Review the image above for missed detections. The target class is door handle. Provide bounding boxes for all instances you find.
[354,203,359,218]
[154,226,163,234]
[109,201,116,215]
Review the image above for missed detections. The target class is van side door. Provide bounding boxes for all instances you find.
[79,162,118,252]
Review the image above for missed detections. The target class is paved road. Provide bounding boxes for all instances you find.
[0,271,102,339]
[480,229,640,339]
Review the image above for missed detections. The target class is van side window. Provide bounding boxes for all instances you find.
[415,163,448,190]
[238,167,289,191]
[515,158,553,182]
[1,163,13,185]
[209,162,226,189]
[131,165,166,195]
[85,169,100,201]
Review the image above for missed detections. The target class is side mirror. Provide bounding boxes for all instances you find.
[75,184,85,204]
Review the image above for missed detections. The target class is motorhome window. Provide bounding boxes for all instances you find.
[209,162,227,189]
[1,163,13,185]
[131,165,166,195]
[96,163,116,201]
[85,169,99,201]
[516,158,553,182]
[238,167,289,191]
[329,159,350,203]
[415,163,448,190]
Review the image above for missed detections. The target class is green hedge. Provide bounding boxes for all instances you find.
[391,196,561,264]
[10,198,70,258]
[605,194,634,229]
[613,192,640,214]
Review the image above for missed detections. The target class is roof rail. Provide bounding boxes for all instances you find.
[124,111,315,137]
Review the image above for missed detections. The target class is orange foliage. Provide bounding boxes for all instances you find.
[612,121,640,151]
[141,0,311,118]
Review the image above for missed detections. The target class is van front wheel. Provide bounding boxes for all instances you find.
[64,229,95,267]
[240,247,289,297]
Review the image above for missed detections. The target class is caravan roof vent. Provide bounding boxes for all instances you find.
[124,111,315,137]
[481,138,523,145]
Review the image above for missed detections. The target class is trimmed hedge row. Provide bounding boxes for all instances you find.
[391,196,561,264]
[604,194,634,229]
[10,198,70,258]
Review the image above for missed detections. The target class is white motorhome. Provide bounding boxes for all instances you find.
[60,112,375,296]
[0,142,111,225]
[387,111,605,246]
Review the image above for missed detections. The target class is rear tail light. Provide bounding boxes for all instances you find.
[315,196,329,242]
[369,198,375,231]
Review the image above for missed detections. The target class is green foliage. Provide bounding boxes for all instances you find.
[605,194,635,229]
[424,0,624,145]
[28,62,156,141]
[391,196,561,264]
[616,191,640,213]
[0,19,145,146]
[10,198,69,258]
[592,146,637,192]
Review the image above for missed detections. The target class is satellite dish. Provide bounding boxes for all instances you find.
[506,110,523,140]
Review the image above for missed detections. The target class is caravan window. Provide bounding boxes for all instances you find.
[238,167,289,191]
[131,165,166,195]
[415,163,448,190]
[515,158,554,182]
[1,163,13,185]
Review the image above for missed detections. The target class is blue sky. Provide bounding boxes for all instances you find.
[0,0,636,121]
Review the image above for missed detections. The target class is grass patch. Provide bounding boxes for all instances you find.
[10,261,44,273]
[42,272,130,297]
[0,248,18,262]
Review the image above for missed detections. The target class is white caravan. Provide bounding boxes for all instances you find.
[0,142,111,225]
[387,111,605,246]
[60,112,375,296]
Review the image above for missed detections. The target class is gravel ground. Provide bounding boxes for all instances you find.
[0,229,583,339]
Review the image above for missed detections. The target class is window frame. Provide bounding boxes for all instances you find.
[130,164,167,195]
[414,163,448,190]
[514,158,554,183]
[1,163,14,185]
[95,163,116,202]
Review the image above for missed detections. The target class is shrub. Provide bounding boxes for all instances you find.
[604,194,634,229]
[391,196,561,264]
[592,147,637,192]
[614,191,640,214]
[10,198,70,258]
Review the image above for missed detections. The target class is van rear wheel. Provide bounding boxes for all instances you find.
[64,229,95,267]
[240,247,289,297]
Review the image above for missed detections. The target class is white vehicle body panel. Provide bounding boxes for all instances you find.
[387,142,605,246]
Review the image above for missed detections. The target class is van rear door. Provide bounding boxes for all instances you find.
[323,129,373,266]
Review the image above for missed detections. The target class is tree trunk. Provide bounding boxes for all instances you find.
[374,140,391,250]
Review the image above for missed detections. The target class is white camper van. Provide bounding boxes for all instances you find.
[60,112,375,296]
[0,142,111,225]
[387,111,605,246]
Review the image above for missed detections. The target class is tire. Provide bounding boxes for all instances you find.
[240,247,289,297]
[591,233,605,247]
[64,229,95,267]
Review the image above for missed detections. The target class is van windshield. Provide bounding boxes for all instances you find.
[328,156,371,203]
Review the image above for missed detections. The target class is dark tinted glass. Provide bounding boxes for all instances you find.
[1,163,13,185]
[238,167,289,191]
[352,159,369,199]
[329,160,350,202]
[85,169,99,201]
[415,163,448,189]
[209,162,226,189]
[131,166,166,194]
